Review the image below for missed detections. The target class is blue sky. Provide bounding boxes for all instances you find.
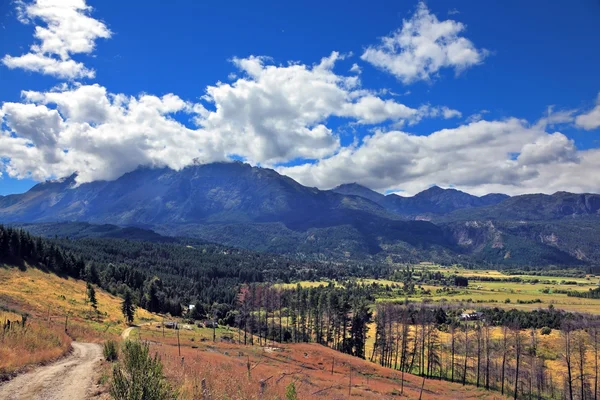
[0,0,599,196]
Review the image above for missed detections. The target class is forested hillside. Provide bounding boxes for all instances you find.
[0,225,390,317]
[1,162,599,266]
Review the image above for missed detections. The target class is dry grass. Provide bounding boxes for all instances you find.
[0,311,71,378]
[150,337,505,399]
[0,265,158,338]
[0,264,161,376]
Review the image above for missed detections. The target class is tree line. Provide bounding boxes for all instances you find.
[232,283,373,359]
[371,302,600,400]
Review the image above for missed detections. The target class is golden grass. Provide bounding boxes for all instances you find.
[0,265,158,337]
[0,311,71,377]
[0,264,161,376]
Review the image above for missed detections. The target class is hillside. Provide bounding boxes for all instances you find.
[0,263,157,379]
[442,191,600,221]
[139,322,505,400]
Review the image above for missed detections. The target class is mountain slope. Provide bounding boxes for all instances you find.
[1,163,598,265]
[0,163,457,259]
[0,162,389,226]
[443,191,600,221]
[331,183,509,216]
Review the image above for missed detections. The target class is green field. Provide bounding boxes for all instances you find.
[280,266,600,314]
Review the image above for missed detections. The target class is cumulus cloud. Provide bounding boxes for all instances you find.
[361,2,487,83]
[575,93,600,130]
[0,84,218,182]
[2,0,111,79]
[196,52,457,163]
[0,54,461,184]
[1,0,598,197]
[277,118,596,196]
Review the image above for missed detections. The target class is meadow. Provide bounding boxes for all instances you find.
[0,264,160,377]
[280,266,600,314]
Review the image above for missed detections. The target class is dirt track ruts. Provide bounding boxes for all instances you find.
[0,342,103,400]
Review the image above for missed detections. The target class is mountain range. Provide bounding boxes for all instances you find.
[1,161,599,265]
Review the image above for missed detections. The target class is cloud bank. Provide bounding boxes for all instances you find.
[1,0,599,197]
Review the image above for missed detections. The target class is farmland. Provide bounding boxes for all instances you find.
[279,266,600,314]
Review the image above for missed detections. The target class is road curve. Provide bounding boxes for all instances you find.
[0,342,103,400]
[121,326,135,340]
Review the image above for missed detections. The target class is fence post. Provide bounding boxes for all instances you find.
[348,366,352,396]
[201,378,209,399]
[259,379,266,395]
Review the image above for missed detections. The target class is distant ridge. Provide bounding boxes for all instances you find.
[332,183,509,215]
[0,162,599,264]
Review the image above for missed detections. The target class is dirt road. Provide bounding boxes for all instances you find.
[121,326,135,340]
[0,342,103,400]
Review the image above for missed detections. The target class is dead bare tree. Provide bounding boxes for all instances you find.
[513,323,523,400]
[501,325,510,396]
[563,321,575,400]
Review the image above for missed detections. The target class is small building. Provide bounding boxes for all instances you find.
[460,312,483,321]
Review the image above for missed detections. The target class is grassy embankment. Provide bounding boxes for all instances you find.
[0,264,158,378]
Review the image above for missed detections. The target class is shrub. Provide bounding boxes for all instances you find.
[103,340,119,361]
[541,327,552,335]
[110,341,176,400]
[285,382,298,400]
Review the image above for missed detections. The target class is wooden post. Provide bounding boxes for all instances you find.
[418,375,426,400]
[201,378,209,399]
[259,379,266,395]
[348,366,352,396]
[64,314,68,332]
[331,357,334,375]
[177,328,181,357]
[162,317,165,338]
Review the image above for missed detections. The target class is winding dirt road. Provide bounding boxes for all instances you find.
[0,342,103,400]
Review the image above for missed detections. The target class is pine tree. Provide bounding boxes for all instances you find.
[87,282,98,310]
[122,291,136,325]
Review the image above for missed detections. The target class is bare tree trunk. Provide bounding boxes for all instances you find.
[564,324,574,400]
[451,323,456,382]
[476,323,481,387]
[501,325,509,395]
[514,326,522,400]
[462,321,469,386]
[485,322,491,390]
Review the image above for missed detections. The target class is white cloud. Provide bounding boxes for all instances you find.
[350,63,362,74]
[0,85,218,183]
[278,118,597,196]
[1,0,597,197]
[2,52,94,79]
[361,2,487,84]
[2,0,111,79]
[575,93,600,130]
[0,54,460,184]
[196,52,457,163]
